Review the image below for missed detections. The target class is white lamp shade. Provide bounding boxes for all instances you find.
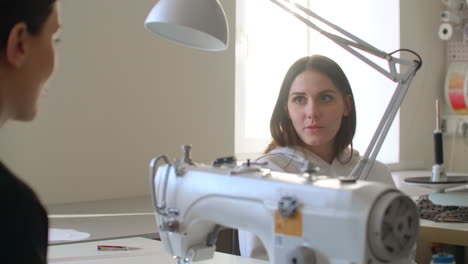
[144,0,228,51]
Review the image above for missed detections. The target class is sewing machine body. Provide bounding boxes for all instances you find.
[151,159,418,264]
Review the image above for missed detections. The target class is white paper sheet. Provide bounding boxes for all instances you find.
[49,228,90,242]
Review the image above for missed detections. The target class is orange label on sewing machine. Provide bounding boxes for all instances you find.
[274,210,302,237]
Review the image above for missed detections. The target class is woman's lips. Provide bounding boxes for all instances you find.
[304,125,322,132]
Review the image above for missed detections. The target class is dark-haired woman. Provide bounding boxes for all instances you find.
[0,0,60,263]
[239,55,397,261]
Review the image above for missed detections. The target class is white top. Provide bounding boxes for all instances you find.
[253,146,394,186]
[238,146,414,262]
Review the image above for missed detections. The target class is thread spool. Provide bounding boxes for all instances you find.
[444,62,468,114]
[441,10,462,24]
[431,253,455,264]
[439,23,454,40]
[442,0,465,11]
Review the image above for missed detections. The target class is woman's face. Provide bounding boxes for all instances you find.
[8,3,60,121]
[287,70,351,155]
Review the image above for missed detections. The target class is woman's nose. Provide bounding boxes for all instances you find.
[306,102,319,119]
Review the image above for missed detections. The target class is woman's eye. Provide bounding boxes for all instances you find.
[293,96,306,104]
[320,94,333,102]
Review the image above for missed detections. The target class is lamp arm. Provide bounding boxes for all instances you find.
[270,0,421,181]
[352,73,417,180]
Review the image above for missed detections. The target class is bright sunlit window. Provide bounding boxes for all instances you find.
[235,0,400,164]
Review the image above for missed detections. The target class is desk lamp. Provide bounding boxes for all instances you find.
[144,0,422,182]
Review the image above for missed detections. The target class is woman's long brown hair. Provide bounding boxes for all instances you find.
[266,55,356,163]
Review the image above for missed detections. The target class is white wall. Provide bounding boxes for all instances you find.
[0,0,453,205]
[0,0,235,204]
[399,0,447,170]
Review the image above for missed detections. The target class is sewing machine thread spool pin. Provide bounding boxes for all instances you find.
[181,145,194,165]
[432,99,447,183]
[404,100,468,191]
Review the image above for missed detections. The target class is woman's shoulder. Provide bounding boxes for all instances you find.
[0,161,48,214]
[1,162,35,199]
[368,159,394,186]
[0,161,49,263]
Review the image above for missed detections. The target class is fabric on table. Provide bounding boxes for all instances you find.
[416,195,468,222]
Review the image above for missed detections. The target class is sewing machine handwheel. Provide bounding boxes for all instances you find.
[368,192,419,261]
[287,246,316,264]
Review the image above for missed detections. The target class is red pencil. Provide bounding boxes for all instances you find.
[97,245,141,251]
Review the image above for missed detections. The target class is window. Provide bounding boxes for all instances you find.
[235,0,400,164]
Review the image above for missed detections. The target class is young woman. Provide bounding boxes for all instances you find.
[239,55,396,260]
[0,0,60,263]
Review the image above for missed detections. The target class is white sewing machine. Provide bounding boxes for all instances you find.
[150,146,419,264]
